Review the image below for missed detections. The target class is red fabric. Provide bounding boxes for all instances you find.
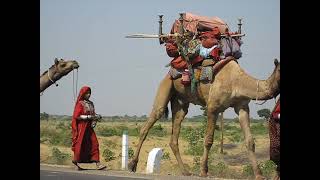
[71,86,100,163]
[165,42,179,58]
[209,47,222,61]
[199,27,221,39]
[272,99,280,120]
[269,98,280,173]
[170,12,229,35]
[200,37,218,48]
[170,56,203,70]
[199,28,220,48]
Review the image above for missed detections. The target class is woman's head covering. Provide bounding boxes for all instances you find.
[75,86,91,105]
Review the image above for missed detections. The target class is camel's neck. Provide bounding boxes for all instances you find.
[234,64,279,100]
[40,69,62,93]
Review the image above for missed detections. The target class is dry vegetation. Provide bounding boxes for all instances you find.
[40,119,276,179]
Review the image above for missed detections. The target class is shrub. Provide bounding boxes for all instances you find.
[102,148,116,162]
[211,162,228,177]
[242,164,254,177]
[149,124,167,137]
[50,147,70,165]
[161,151,170,160]
[259,160,277,178]
[128,147,134,159]
[191,156,201,173]
[40,124,71,147]
[97,127,119,137]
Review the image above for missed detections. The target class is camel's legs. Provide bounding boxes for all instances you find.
[169,97,190,176]
[235,105,264,180]
[199,106,219,177]
[128,74,173,172]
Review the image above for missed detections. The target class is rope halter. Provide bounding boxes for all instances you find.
[47,68,58,87]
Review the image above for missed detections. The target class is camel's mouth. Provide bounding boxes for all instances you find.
[73,63,79,69]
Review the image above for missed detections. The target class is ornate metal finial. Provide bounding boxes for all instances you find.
[179,13,185,35]
[238,18,242,34]
[158,15,164,44]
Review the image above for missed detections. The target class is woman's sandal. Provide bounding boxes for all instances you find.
[72,161,84,171]
[96,164,106,170]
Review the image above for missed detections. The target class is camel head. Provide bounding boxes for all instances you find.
[270,58,280,97]
[52,58,79,77]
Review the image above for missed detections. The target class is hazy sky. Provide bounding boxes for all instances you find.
[40,0,279,118]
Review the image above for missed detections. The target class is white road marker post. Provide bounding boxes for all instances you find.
[122,130,128,170]
[146,148,163,174]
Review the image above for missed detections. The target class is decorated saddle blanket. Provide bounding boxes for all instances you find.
[168,56,235,83]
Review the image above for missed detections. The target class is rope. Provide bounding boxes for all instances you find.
[254,80,267,105]
[47,68,58,87]
[72,69,79,103]
[73,70,76,102]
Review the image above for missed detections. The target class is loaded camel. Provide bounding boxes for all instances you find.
[128,58,280,180]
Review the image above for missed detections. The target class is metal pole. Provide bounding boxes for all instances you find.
[158,15,164,44]
[238,18,242,40]
[238,18,242,34]
[179,13,184,36]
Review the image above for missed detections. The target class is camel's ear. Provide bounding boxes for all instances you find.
[54,58,59,65]
[274,58,279,66]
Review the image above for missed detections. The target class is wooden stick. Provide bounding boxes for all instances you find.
[220,112,224,154]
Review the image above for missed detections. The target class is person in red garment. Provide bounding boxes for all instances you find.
[269,97,280,180]
[71,86,106,170]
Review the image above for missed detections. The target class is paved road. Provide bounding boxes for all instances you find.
[40,164,239,180]
[40,169,150,180]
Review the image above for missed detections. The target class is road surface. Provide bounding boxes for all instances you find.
[40,164,241,180]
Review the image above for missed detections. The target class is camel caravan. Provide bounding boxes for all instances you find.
[40,58,79,93]
[126,12,280,180]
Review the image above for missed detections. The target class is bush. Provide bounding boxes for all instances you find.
[97,126,139,137]
[149,124,167,137]
[242,164,254,177]
[50,147,70,165]
[211,162,228,177]
[97,127,120,137]
[184,127,204,156]
[102,148,116,162]
[128,127,140,136]
[161,151,170,160]
[191,156,201,173]
[128,147,134,159]
[259,160,277,178]
[40,123,72,147]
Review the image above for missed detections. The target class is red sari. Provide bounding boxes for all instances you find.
[71,86,100,163]
[269,98,280,173]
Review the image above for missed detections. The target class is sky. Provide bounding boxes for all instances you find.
[40,0,279,119]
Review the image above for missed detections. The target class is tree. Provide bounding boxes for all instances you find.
[257,109,271,120]
[40,112,49,121]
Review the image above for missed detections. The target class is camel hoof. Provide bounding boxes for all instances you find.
[128,160,137,172]
[182,171,192,176]
[199,171,208,177]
